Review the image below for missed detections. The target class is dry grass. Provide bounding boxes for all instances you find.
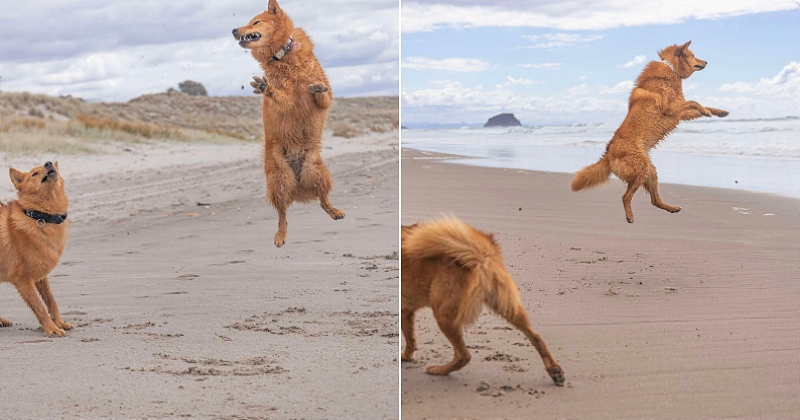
[73,114,179,139]
[0,91,398,154]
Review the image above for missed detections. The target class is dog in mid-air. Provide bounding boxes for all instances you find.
[0,161,72,336]
[233,0,343,247]
[401,216,565,386]
[571,41,728,223]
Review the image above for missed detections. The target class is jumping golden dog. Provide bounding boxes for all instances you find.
[0,161,72,336]
[401,216,565,386]
[572,41,728,223]
[233,0,343,247]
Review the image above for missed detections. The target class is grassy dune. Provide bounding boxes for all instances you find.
[0,91,399,153]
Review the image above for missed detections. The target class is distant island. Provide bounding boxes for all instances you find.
[484,113,521,127]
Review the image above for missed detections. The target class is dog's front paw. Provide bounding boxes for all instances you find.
[708,108,729,118]
[57,320,73,330]
[44,326,66,337]
[0,316,12,327]
[251,76,269,95]
[308,83,329,94]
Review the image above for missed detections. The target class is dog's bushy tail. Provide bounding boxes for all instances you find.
[571,155,611,191]
[402,216,525,326]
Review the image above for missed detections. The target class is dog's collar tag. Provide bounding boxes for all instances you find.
[273,37,294,61]
[24,209,68,226]
[662,59,676,73]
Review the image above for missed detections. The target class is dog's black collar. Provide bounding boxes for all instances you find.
[24,209,68,226]
[273,38,294,61]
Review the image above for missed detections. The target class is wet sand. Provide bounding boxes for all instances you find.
[401,148,800,419]
[0,133,398,419]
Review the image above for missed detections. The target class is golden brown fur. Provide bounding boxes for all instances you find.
[571,41,729,223]
[0,162,72,336]
[401,216,565,386]
[233,0,343,247]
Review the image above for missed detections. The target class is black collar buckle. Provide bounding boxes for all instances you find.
[24,209,68,226]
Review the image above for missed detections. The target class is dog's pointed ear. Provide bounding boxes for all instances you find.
[676,40,691,56]
[54,161,59,171]
[9,168,24,187]
[267,0,281,14]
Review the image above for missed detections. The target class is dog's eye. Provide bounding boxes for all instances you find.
[253,21,260,25]
[32,172,38,177]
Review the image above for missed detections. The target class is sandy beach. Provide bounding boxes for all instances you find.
[0,132,398,419]
[401,148,800,419]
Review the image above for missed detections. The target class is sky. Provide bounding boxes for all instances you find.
[0,0,399,102]
[401,0,800,126]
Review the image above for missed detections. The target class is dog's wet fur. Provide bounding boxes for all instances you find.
[572,41,729,223]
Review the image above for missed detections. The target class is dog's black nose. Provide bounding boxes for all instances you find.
[44,161,53,170]
[232,28,238,35]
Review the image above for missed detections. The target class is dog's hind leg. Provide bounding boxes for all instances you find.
[36,277,72,330]
[266,154,297,247]
[622,180,641,223]
[273,206,289,247]
[488,270,565,386]
[427,312,471,375]
[507,309,564,386]
[300,157,345,220]
[643,164,681,214]
[401,308,417,360]
[426,265,473,375]
[13,280,65,336]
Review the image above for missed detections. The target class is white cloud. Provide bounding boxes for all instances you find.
[402,80,626,117]
[402,57,490,72]
[719,61,800,96]
[600,80,635,94]
[517,62,562,70]
[522,33,603,49]
[0,0,399,101]
[682,62,800,119]
[496,76,543,88]
[618,55,647,68]
[402,1,799,32]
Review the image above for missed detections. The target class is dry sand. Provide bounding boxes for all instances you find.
[401,148,800,420]
[0,132,398,419]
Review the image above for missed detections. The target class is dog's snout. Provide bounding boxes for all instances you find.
[44,161,53,170]
[232,28,239,36]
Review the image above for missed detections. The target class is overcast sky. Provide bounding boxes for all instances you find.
[0,0,399,102]
[401,0,800,126]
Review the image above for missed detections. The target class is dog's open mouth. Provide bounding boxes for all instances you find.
[694,64,706,70]
[238,32,261,45]
[42,170,57,183]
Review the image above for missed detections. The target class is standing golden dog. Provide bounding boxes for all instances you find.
[401,216,565,386]
[572,41,729,223]
[0,161,72,336]
[233,0,344,247]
